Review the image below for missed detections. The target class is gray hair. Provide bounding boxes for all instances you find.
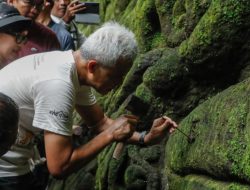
[80,21,138,67]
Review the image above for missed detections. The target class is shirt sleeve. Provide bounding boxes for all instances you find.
[32,80,75,136]
[61,32,75,50]
[76,85,96,106]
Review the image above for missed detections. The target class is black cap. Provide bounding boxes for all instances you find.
[0,3,31,31]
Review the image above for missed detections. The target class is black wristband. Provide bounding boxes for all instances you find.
[138,131,147,146]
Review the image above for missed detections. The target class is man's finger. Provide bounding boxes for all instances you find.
[162,116,178,128]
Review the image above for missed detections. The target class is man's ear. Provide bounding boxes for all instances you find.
[87,60,98,74]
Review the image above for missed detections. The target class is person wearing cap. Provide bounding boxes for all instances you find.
[0,2,31,68]
[7,0,61,57]
[0,92,19,157]
[0,22,178,189]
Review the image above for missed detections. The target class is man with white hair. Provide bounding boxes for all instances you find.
[0,22,177,189]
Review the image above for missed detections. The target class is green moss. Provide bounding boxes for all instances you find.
[95,144,116,190]
[102,54,147,116]
[226,103,248,177]
[151,32,167,49]
[139,145,161,163]
[135,84,167,124]
[167,174,250,190]
[119,0,158,52]
[135,84,153,103]
[228,184,250,190]
[166,79,250,185]
[220,0,250,25]
[172,0,185,17]
[178,0,250,65]
[124,165,147,190]
[142,48,185,95]
[155,0,176,15]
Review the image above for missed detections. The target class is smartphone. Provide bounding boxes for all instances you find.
[78,2,99,14]
[75,2,100,24]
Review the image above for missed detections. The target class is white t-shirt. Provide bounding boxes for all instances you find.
[0,50,96,177]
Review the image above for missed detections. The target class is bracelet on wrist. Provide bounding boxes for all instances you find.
[138,131,147,146]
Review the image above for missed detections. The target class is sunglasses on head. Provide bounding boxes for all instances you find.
[5,31,28,44]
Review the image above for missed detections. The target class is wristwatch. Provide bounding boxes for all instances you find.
[138,131,147,146]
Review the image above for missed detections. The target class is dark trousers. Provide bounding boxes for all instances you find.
[0,165,49,190]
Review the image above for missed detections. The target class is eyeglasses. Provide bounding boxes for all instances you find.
[20,0,44,11]
[5,31,28,44]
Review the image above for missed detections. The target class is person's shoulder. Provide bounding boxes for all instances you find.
[51,23,71,37]
[32,21,58,37]
[30,21,61,49]
[44,50,74,62]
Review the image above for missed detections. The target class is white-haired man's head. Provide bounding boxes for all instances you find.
[79,22,138,95]
[80,21,138,67]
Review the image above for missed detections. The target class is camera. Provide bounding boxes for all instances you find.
[75,2,100,24]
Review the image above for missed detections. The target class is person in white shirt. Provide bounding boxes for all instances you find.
[0,21,178,189]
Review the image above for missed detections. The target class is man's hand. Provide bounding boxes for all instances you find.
[62,0,86,23]
[107,115,138,142]
[144,116,178,145]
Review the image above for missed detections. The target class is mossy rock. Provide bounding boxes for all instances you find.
[156,0,211,47]
[166,78,250,187]
[102,50,158,117]
[119,0,160,52]
[103,48,165,117]
[139,145,161,163]
[124,165,147,190]
[179,0,250,77]
[168,174,250,190]
[143,48,188,97]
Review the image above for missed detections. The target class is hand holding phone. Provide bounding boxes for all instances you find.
[62,0,86,23]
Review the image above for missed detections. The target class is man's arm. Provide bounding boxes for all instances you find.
[44,126,113,178]
[127,116,178,145]
[44,108,137,178]
[76,103,178,145]
[75,103,113,132]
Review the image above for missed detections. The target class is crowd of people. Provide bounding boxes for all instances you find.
[0,1,178,189]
